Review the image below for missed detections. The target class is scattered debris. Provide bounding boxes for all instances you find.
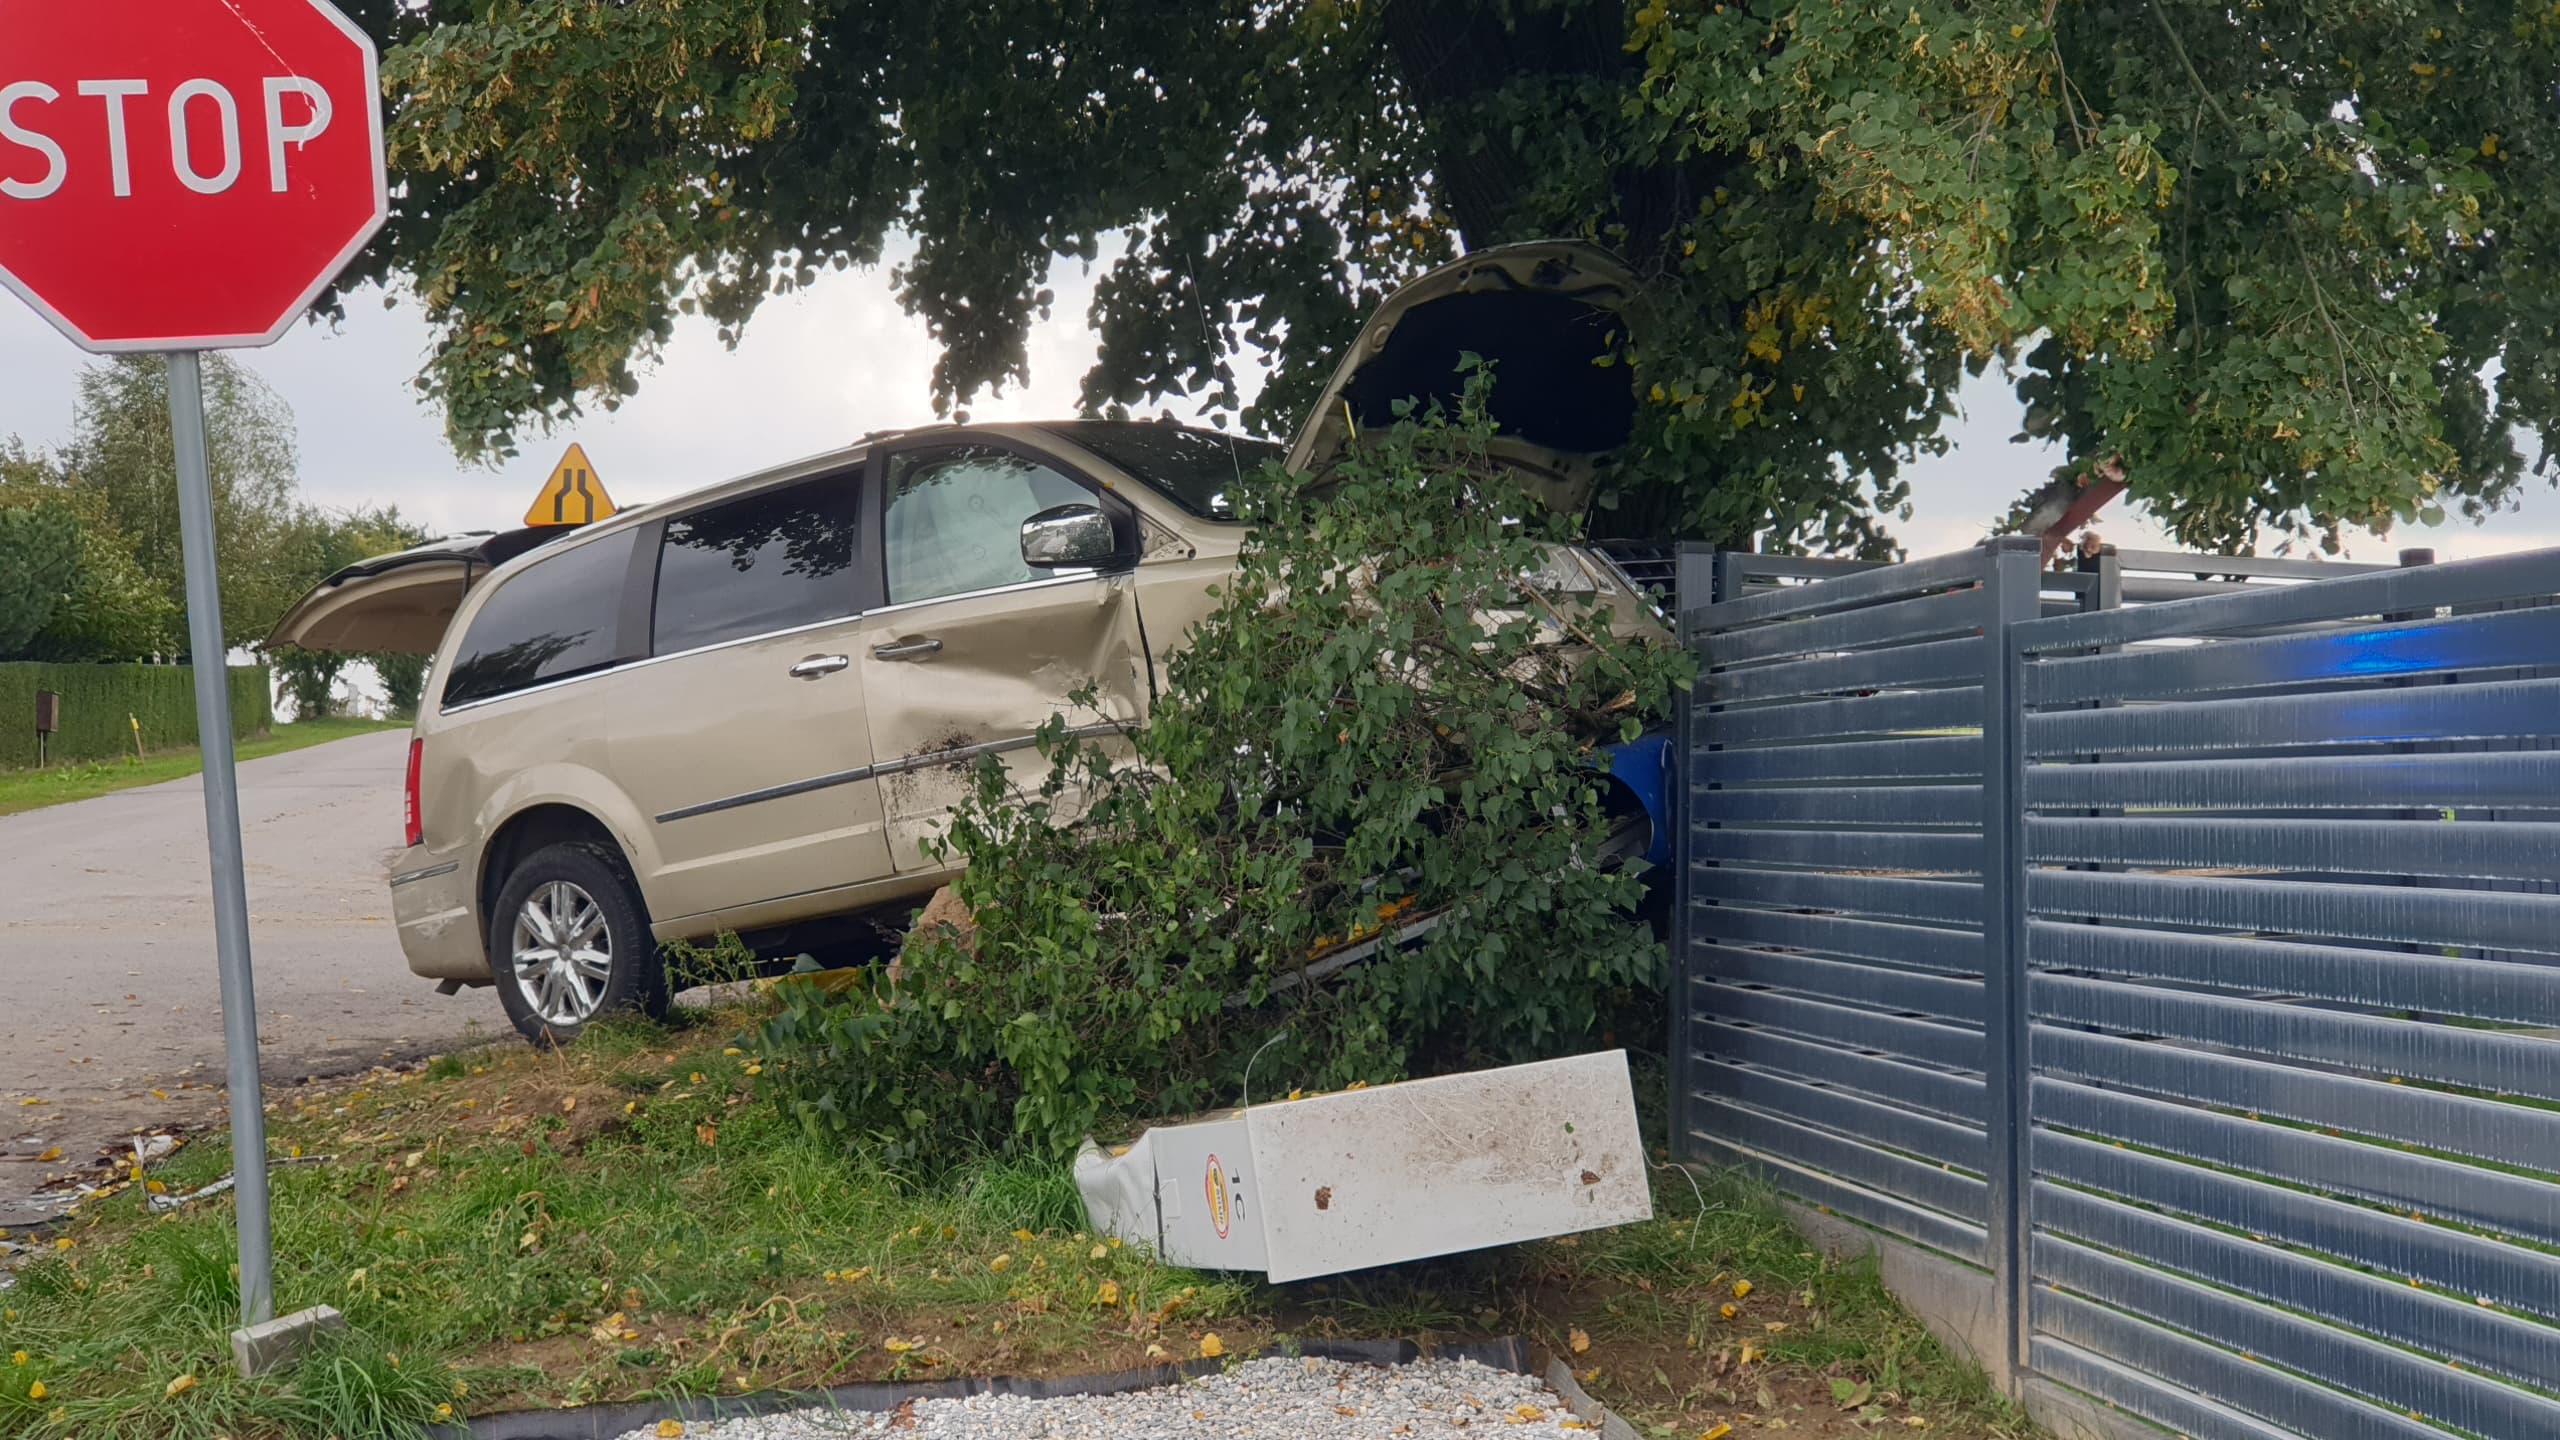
[148,1155,334,1212]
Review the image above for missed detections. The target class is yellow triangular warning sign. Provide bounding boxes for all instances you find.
[525,444,617,528]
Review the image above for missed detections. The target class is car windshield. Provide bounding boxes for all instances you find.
[1046,423,1281,521]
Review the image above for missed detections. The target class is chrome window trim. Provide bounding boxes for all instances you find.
[438,612,866,715]
[870,569,1102,619]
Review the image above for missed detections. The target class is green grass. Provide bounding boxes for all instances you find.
[0,1003,2026,1440]
[0,717,405,817]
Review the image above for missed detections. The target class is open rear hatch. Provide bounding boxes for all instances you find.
[267,527,570,654]
[1286,241,1640,516]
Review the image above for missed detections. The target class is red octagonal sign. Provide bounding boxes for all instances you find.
[0,0,386,353]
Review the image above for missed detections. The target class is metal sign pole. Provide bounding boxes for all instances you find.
[165,348,276,1329]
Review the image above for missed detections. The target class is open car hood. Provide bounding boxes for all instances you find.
[1286,241,1640,515]
[266,527,570,655]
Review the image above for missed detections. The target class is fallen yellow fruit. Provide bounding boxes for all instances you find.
[1013,1228,1036,1242]
[656,1421,686,1439]
[27,1382,46,1401]
[1199,1334,1226,1358]
[165,1375,197,1399]
[883,1338,918,1354]
[1095,1280,1121,1306]
[1701,1425,1733,1440]
[1732,1279,1753,1300]
[1567,1328,1590,1354]
[989,1255,1013,1273]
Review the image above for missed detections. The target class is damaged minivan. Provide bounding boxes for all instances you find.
[273,241,1674,1043]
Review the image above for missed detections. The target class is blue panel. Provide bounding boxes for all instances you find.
[1594,730,1674,868]
[2024,675,2560,757]
[2015,546,2560,654]
[2027,605,2560,704]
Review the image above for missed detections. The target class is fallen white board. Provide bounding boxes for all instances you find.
[1074,1050,1651,1282]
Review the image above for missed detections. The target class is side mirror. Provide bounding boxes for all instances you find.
[1021,503,1130,570]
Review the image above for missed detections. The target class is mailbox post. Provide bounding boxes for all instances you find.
[34,689,59,768]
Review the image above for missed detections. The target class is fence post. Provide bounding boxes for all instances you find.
[1666,545,1721,1161]
[1977,536,2042,1394]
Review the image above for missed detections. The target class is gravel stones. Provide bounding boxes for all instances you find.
[612,1356,1594,1440]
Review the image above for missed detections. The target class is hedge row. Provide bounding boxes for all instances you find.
[0,662,272,769]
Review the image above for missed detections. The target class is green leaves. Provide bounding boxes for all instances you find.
[761,376,1687,1168]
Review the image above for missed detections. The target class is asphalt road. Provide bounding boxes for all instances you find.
[0,730,487,1223]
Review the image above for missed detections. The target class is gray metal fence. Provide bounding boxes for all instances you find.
[1673,538,2560,1440]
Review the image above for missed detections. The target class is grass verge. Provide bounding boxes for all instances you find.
[0,718,406,818]
[0,1003,2027,1440]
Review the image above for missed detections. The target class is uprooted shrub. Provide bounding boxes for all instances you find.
[760,370,1694,1167]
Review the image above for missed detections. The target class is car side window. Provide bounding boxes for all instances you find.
[884,447,1095,606]
[653,474,861,655]
[443,529,640,707]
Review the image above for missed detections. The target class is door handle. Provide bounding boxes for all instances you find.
[871,638,943,661]
[789,654,852,679]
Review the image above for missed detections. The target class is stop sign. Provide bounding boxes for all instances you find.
[0,0,386,353]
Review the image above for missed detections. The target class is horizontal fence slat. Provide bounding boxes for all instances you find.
[2027,869,2560,954]
[1706,785,1983,828]
[1706,585,1988,666]
[2026,816,2560,882]
[1704,635,1982,705]
[2026,604,2560,705]
[2036,1183,2560,1392]
[2024,676,2560,757]
[2030,1338,2361,1440]
[1695,944,1986,1023]
[2035,1078,2560,1249]
[2018,546,2560,653]
[1694,828,1982,875]
[2111,548,2395,582]
[1693,1020,1987,1124]
[2032,1293,2458,1440]
[1689,1060,1986,1173]
[2032,974,2560,1101]
[2036,1130,2560,1322]
[1689,978,1985,1072]
[1684,1090,1988,1219]
[2031,1026,2560,1172]
[1691,906,1983,974]
[1693,547,1989,632]
[1697,735,1982,784]
[1693,867,1983,926]
[2035,1235,2560,1440]
[2029,922,2560,1026]
[1700,687,1984,746]
[1682,1132,1988,1266]
[2022,749,2560,812]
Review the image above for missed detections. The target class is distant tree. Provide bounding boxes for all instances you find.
[346,0,2560,554]
[0,441,171,662]
[0,499,81,659]
[265,504,432,720]
[372,653,430,718]
[60,354,305,650]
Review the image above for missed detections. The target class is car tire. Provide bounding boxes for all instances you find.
[488,841,666,1046]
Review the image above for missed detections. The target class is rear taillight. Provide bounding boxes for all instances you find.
[402,738,424,848]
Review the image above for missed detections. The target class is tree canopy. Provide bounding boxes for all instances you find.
[3,357,427,662]
[347,0,2560,553]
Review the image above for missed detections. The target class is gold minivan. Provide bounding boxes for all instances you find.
[274,242,1673,1042]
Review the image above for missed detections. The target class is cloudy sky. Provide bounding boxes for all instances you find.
[3,245,2554,567]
